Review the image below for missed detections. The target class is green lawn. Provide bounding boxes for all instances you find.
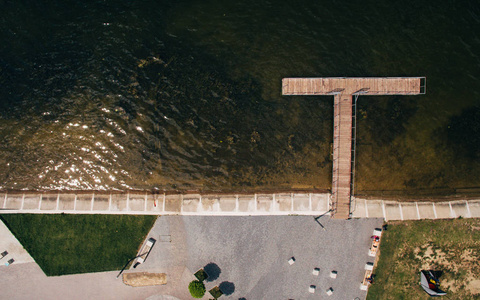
[0,214,156,276]
[368,218,480,300]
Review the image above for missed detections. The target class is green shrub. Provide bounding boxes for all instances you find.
[189,280,206,298]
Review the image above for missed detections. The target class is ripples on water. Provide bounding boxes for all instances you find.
[0,0,479,193]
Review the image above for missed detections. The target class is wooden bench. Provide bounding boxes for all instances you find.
[361,228,383,290]
[368,228,382,257]
[360,262,374,290]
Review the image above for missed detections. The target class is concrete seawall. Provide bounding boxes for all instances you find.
[0,191,330,216]
[352,198,480,220]
[1,191,479,220]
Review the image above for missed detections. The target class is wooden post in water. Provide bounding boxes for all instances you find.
[282,77,426,219]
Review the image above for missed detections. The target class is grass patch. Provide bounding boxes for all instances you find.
[368,219,480,300]
[0,214,156,276]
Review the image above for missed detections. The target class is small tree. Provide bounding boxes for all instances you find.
[189,280,206,298]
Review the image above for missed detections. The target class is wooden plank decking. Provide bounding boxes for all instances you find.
[282,77,424,96]
[332,93,353,219]
[282,77,425,219]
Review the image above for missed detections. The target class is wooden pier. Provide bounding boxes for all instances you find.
[282,77,426,219]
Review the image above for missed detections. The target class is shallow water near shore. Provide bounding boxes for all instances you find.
[0,0,479,194]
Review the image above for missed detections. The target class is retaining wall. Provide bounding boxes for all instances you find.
[2,191,479,220]
[0,191,330,216]
[352,198,480,220]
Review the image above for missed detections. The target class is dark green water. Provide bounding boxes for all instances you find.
[0,0,479,193]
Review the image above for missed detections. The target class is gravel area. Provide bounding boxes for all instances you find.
[139,215,384,299]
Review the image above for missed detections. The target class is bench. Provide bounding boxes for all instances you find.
[368,228,382,257]
[360,262,374,290]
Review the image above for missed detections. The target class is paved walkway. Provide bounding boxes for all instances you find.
[0,261,176,300]
[0,219,34,266]
[3,191,480,222]
[0,191,330,216]
[352,198,480,220]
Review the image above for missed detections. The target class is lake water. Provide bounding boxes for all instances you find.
[0,0,479,194]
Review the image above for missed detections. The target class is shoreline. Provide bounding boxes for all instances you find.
[0,190,478,221]
[0,190,331,216]
[1,187,480,202]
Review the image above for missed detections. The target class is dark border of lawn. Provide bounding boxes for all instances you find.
[0,214,156,276]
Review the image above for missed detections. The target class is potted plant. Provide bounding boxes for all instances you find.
[194,268,208,282]
[209,286,223,299]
